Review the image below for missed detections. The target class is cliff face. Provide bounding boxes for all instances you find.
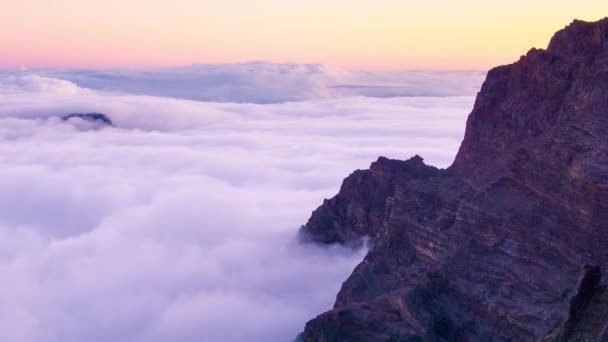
[299,18,608,341]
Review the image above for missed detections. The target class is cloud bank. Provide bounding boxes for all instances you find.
[0,70,476,341]
[1,62,485,103]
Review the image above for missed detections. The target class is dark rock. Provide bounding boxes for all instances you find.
[61,112,113,126]
[542,265,603,341]
[299,18,608,341]
[543,285,608,342]
[299,155,441,245]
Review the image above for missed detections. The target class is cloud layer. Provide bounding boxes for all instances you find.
[1,62,485,103]
[0,69,476,341]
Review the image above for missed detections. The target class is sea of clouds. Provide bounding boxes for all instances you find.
[0,65,482,341]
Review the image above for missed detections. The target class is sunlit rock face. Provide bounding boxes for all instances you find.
[300,18,608,341]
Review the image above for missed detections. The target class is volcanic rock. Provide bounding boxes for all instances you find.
[299,18,608,341]
[62,112,113,126]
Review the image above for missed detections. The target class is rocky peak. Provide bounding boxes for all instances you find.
[62,112,113,126]
[299,155,440,244]
[548,18,608,58]
[451,17,608,177]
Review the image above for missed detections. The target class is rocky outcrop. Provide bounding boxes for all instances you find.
[299,18,608,341]
[62,112,113,126]
[299,155,441,245]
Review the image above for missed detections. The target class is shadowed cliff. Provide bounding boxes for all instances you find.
[299,18,608,341]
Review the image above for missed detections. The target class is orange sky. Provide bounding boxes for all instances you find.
[1,0,607,70]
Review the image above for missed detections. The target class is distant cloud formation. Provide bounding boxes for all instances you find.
[0,67,477,341]
[0,75,91,95]
[0,62,485,103]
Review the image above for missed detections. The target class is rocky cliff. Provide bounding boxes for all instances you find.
[299,18,608,341]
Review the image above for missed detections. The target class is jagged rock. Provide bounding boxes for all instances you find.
[299,18,608,341]
[299,155,441,245]
[62,112,113,126]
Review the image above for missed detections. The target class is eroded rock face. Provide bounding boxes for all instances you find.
[299,18,608,341]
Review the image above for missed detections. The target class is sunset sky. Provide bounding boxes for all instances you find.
[2,0,607,70]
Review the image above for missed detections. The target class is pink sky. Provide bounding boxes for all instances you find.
[2,0,607,70]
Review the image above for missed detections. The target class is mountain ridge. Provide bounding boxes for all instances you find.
[299,18,608,341]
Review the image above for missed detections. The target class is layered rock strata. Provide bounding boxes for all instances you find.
[299,18,608,341]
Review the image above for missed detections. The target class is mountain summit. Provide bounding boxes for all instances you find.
[299,18,608,341]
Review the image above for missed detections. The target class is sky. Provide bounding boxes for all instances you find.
[2,0,607,70]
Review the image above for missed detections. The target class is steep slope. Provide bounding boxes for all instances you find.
[299,18,608,341]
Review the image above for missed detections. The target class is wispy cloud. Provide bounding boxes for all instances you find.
[0,62,485,103]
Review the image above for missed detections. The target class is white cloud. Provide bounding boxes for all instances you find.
[0,69,476,341]
[0,75,91,95]
[0,62,485,103]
